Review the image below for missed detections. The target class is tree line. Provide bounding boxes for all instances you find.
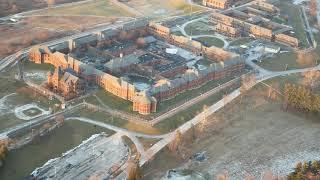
[288,161,320,179]
[284,83,320,112]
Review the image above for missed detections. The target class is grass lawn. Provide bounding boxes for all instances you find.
[32,0,134,17]
[0,114,25,132]
[229,37,254,46]
[126,0,204,18]
[155,83,239,132]
[197,58,214,66]
[275,1,308,48]
[194,36,225,48]
[256,51,319,71]
[74,108,163,135]
[184,20,215,36]
[23,60,54,72]
[171,31,184,36]
[156,75,240,113]
[272,16,287,25]
[0,77,26,97]
[94,89,132,112]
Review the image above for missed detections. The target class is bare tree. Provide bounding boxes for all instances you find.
[136,38,147,48]
[217,171,228,180]
[198,105,208,134]
[55,114,65,126]
[0,139,10,167]
[310,0,318,18]
[296,51,318,67]
[119,31,128,41]
[47,0,55,7]
[126,160,141,180]
[168,130,182,152]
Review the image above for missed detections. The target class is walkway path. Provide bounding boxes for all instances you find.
[178,17,230,49]
[91,95,146,124]
[66,117,168,139]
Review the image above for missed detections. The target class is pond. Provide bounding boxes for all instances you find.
[0,120,114,180]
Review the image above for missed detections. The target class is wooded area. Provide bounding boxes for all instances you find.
[288,161,320,179]
[284,83,320,112]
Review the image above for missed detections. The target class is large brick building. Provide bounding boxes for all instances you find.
[208,1,299,47]
[29,19,244,115]
[29,45,157,115]
[202,0,231,9]
[202,0,246,9]
[47,67,85,99]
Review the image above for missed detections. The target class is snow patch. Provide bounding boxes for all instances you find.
[14,103,51,121]
[0,93,17,116]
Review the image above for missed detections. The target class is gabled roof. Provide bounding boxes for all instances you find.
[61,72,79,85]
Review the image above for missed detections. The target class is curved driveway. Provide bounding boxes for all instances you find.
[178,17,229,49]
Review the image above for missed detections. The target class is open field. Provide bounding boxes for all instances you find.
[124,0,205,18]
[256,51,319,71]
[143,73,320,179]
[184,20,215,36]
[229,37,254,46]
[195,36,225,48]
[0,0,86,17]
[156,75,240,114]
[155,79,240,132]
[0,23,66,59]
[93,89,133,112]
[31,0,134,17]
[0,65,60,130]
[0,14,123,59]
[72,108,163,135]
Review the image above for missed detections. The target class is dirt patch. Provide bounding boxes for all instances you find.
[0,24,67,59]
[0,15,117,59]
[0,0,85,17]
[124,0,204,18]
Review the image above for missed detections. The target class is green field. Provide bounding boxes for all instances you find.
[256,51,319,71]
[155,83,239,132]
[92,89,133,112]
[184,20,215,36]
[156,75,239,113]
[73,108,163,135]
[195,36,225,48]
[229,37,254,46]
